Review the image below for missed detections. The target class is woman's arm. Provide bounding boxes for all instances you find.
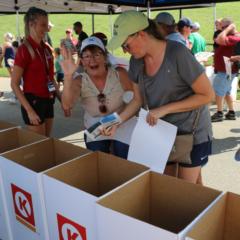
[11,65,41,125]
[117,67,133,91]
[147,72,214,126]
[101,82,142,136]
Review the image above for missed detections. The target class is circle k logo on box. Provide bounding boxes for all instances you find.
[11,183,36,232]
[57,213,87,240]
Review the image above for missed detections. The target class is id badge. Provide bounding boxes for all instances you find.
[47,81,56,93]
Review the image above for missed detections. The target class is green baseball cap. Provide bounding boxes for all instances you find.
[107,10,149,50]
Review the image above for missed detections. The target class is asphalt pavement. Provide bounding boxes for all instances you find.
[0,77,239,194]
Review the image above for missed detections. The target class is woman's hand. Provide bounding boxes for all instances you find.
[146,107,168,126]
[27,110,41,125]
[100,125,118,137]
[61,102,72,117]
[60,45,78,77]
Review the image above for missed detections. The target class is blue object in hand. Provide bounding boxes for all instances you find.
[235,148,240,161]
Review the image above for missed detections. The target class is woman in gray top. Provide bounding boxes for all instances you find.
[104,10,214,184]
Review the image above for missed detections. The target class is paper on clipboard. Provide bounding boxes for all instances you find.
[127,109,177,173]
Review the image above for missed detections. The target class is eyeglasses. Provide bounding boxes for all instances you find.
[97,93,107,113]
[81,52,103,61]
[121,33,138,52]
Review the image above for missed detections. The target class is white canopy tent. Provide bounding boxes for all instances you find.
[0,0,216,43]
[0,0,215,14]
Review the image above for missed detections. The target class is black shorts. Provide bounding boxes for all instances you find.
[56,72,64,83]
[21,93,54,125]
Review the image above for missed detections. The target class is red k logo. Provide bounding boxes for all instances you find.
[11,184,36,232]
[57,213,87,240]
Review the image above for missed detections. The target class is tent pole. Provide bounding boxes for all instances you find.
[147,0,151,18]
[213,3,216,31]
[92,14,95,34]
[109,12,113,53]
[16,10,20,42]
[179,9,182,20]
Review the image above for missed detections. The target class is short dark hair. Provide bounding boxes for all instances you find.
[73,21,83,28]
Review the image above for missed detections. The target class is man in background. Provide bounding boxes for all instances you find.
[155,12,186,46]
[211,18,240,122]
[189,22,206,54]
[73,21,88,52]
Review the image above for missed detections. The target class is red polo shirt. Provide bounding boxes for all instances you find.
[14,36,54,98]
[214,34,240,74]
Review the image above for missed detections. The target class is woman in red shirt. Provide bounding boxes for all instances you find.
[11,7,60,136]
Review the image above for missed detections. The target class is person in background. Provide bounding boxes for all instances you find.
[73,21,88,52]
[0,46,4,97]
[155,12,186,46]
[0,32,15,77]
[61,36,133,159]
[0,32,17,103]
[177,17,194,49]
[44,21,54,51]
[213,18,223,50]
[11,7,61,136]
[54,47,64,88]
[65,28,78,46]
[189,22,206,55]
[211,18,240,122]
[104,10,214,184]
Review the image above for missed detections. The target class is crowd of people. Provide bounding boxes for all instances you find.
[0,6,239,184]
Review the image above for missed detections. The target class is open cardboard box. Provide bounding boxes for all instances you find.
[96,171,222,240]
[186,192,240,240]
[0,127,46,154]
[0,120,16,132]
[42,151,149,240]
[0,127,46,240]
[0,138,90,240]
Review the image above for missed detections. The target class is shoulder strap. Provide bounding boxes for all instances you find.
[23,39,35,59]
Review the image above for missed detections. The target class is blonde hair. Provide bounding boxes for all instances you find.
[4,32,14,43]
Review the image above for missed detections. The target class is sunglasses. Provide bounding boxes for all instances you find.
[97,93,107,113]
[121,33,138,51]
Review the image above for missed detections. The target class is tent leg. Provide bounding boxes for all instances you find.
[16,10,21,42]
[92,14,95,34]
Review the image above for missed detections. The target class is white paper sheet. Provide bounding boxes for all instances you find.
[127,109,177,173]
[223,56,232,79]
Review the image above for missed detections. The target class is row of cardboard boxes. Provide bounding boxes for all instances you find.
[0,120,240,240]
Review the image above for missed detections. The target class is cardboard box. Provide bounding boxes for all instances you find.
[0,120,16,132]
[186,192,240,240]
[96,171,222,240]
[0,127,46,154]
[42,151,149,240]
[0,138,90,240]
[0,170,12,240]
[0,127,46,240]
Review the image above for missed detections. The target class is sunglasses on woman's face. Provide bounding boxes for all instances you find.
[121,33,138,52]
[97,93,107,113]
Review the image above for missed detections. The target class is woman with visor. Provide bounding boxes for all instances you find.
[61,36,133,159]
[103,11,214,184]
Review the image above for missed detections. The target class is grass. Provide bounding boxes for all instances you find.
[0,1,240,99]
